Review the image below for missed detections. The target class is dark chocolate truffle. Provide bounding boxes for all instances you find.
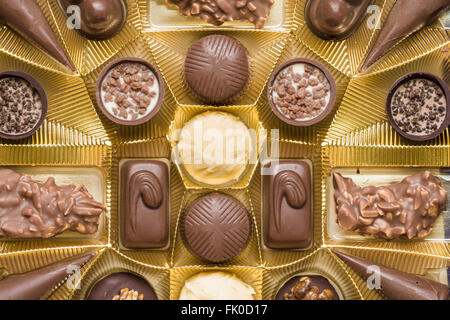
[88,272,157,300]
[275,275,340,300]
[305,0,372,40]
[181,193,251,263]
[59,0,127,40]
[184,35,249,105]
[386,72,450,142]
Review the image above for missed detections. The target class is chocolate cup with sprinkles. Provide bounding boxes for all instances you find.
[0,71,47,140]
[95,57,164,126]
[386,72,450,142]
[267,58,336,127]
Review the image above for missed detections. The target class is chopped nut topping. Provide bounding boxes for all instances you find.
[284,277,334,300]
[112,288,144,300]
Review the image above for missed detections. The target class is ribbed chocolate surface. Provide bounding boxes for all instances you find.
[184,35,249,104]
[182,193,250,263]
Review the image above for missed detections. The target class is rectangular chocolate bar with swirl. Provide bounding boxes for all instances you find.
[262,160,312,249]
[120,159,169,249]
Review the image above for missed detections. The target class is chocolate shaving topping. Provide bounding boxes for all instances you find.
[269,63,331,121]
[284,276,334,300]
[0,169,104,238]
[391,78,447,136]
[101,62,158,121]
[333,171,447,240]
[166,0,274,28]
[0,77,42,135]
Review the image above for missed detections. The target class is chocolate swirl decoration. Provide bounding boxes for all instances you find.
[272,170,307,232]
[128,170,163,234]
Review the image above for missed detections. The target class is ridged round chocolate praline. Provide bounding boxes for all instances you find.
[386,72,450,142]
[181,193,251,263]
[0,71,47,140]
[184,35,249,105]
[267,58,336,126]
[87,272,157,300]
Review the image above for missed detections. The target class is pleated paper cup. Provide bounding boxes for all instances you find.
[262,249,361,300]
[139,0,296,32]
[325,47,449,144]
[110,138,185,268]
[171,189,262,267]
[248,139,323,267]
[46,0,141,76]
[148,30,289,106]
[322,143,450,255]
[0,248,99,300]
[325,247,449,300]
[170,266,262,300]
[0,51,109,143]
[0,143,112,253]
[168,106,265,190]
[71,248,170,300]
[83,37,178,142]
[257,34,351,143]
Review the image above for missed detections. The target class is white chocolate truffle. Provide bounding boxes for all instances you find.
[179,272,256,300]
[175,111,254,186]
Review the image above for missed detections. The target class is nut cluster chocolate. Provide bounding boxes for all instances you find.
[101,62,159,121]
[333,171,447,240]
[166,0,274,28]
[0,76,43,137]
[390,78,447,136]
[0,169,104,239]
[283,276,334,300]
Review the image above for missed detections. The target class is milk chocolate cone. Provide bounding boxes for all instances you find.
[0,0,75,71]
[59,0,127,40]
[332,250,448,300]
[0,252,95,300]
[360,0,450,72]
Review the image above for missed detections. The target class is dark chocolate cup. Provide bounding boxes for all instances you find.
[0,71,47,140]
[386,72,450,142]
[95,57,164,126]
[267,58,337,127]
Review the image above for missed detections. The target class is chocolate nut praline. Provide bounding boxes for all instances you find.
[275,275,340,300]
[0,71,47,140]
[95,57,164,126]
[267,58,336,126]
[87,272,157,300]
[386,72,450,142]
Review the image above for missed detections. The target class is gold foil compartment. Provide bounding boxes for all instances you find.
[327,247,448,300]
[0,0,73,74]
[325,47,449,144]
[0,51,109,143]
[171,189,262,267]
[248,139,323,267]
[110,138,184,268]
[0,143,112,254]
[168,106,265,190]
[71,248,170,300]
[83,37,178,142]
[322,143,450,256]
[262,249,361,300]
[170,266,262,300]
[47,0,141,76]
[148,31,289,106]
[0,247,99,300]
[140,0,295,32]
[257,34,350,143]
[326,167,449,242]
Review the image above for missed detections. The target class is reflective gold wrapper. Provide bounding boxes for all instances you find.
[0,0,447,301]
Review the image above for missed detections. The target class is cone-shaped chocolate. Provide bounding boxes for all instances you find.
[332,250,448,300]
[0,0,75,71]
[0,252,95,300]
[360,0,450,72]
